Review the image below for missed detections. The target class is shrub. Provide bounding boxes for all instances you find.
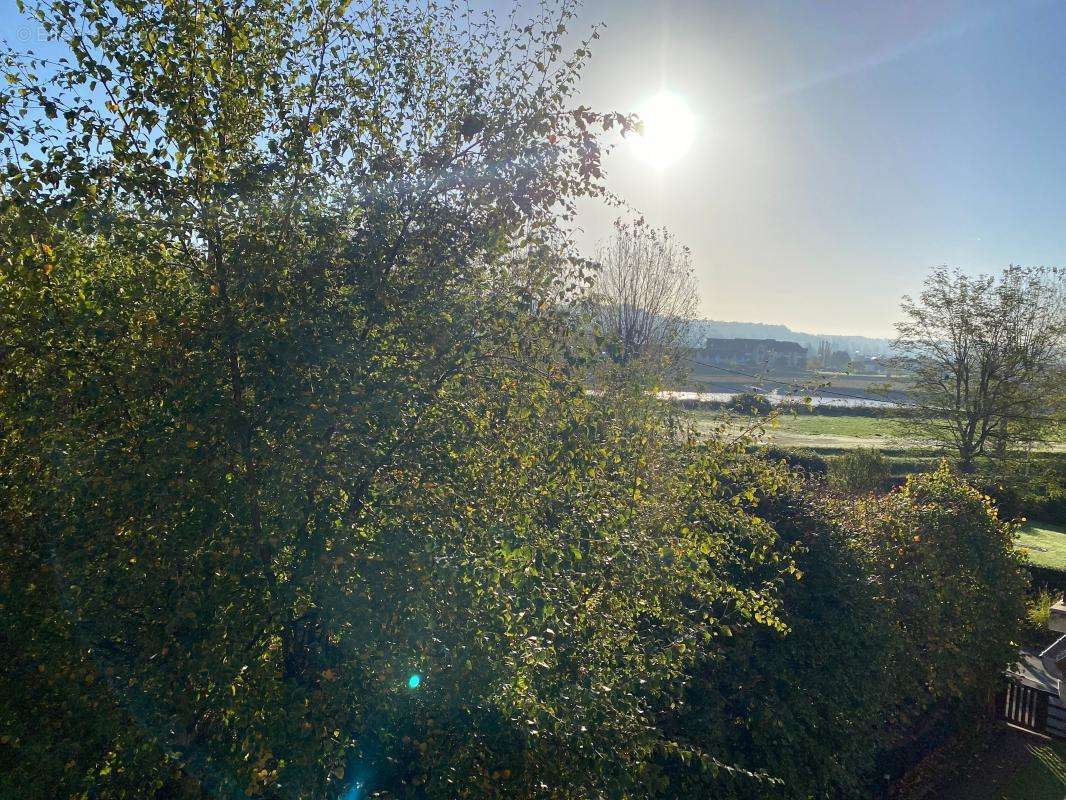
[828,448,891,494]
[1026,465,1066,524]
[969,469,1066,525]
[1046,486,1066,524]
[661,464,1028,799]
[664,489,907,800]
[851,465,1027,703]
[969,475,1026,520]
[727,392,773,416]
[1027,590,1054,629]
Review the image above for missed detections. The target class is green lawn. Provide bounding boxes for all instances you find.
[940,731,1066,800]
[687,410,919,450]
[1000,740,1066,800]
[765,413,911,438]
[1017,521,1066,571]
[685,410,1066,454]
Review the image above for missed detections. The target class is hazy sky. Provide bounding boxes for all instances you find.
[3,0,1064,336]
[567,0,1066,336]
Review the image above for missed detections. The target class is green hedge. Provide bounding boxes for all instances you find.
[658,464,1028,799]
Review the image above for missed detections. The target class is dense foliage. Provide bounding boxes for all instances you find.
[726,393,773,417]
[973,459,1066,526]
[761,446,828,476]
[827,448,891,495]
[0,1,1029,798]
[661,464,1027,800]
[0,1,790,797]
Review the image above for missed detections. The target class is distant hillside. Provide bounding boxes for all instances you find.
[689,319,894,357]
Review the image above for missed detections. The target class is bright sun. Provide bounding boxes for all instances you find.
[630,91,697,169]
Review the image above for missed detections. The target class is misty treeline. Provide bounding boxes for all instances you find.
[0,1,1026,798]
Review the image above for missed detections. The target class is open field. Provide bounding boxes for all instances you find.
[687,409,925,451]
[1018,521,1066,572]
[746,412,918,450]
[685,410,1066,454]
[686,409,913,440]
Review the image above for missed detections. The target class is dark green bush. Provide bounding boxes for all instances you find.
[1046,487,1066,524]
[727,392,773,416]
[661,465,1027,800]
[970,466,1066,524]
[969,476,1026,520]
[828,448,891,494]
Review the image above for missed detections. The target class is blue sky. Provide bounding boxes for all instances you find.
[570,0,1066,335]
[2,0,1064,336]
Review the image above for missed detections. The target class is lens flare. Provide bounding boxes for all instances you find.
[407,674,421,689]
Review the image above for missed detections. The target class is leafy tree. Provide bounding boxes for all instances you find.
[662,487,906,800]
[828,349,851,371]
[893,266,1065,471]
[851,464,1027,710]
[0,1,792,798]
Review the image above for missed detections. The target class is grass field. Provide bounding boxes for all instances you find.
[688,409,922,451]
[763,414,912,437]
[1017,521,1066,571]
[685,409,1066,454]
[1004,740,1066,800]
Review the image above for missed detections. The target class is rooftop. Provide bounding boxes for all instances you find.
[1008,649,1061,694]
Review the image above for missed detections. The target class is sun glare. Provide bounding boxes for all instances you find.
[630,91,697,169]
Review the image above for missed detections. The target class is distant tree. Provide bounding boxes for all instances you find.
[828,350,851,371]
[594,218,697,375]
[893,266,1065,471]
[816,340,831,369]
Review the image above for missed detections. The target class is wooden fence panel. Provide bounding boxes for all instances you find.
[1000,681,1050,734]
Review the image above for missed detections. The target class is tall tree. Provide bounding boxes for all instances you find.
[893,266,1065,471]
[593,218,697,376]
[0,1,790,799]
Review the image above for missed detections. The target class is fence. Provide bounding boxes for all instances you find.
[999,681,1048,733]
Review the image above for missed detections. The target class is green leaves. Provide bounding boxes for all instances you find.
[0,1,1026,799]
[0,0,789,796]
[657,463,1027,800]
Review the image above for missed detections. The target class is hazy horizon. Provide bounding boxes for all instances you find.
[692,316,895,342]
